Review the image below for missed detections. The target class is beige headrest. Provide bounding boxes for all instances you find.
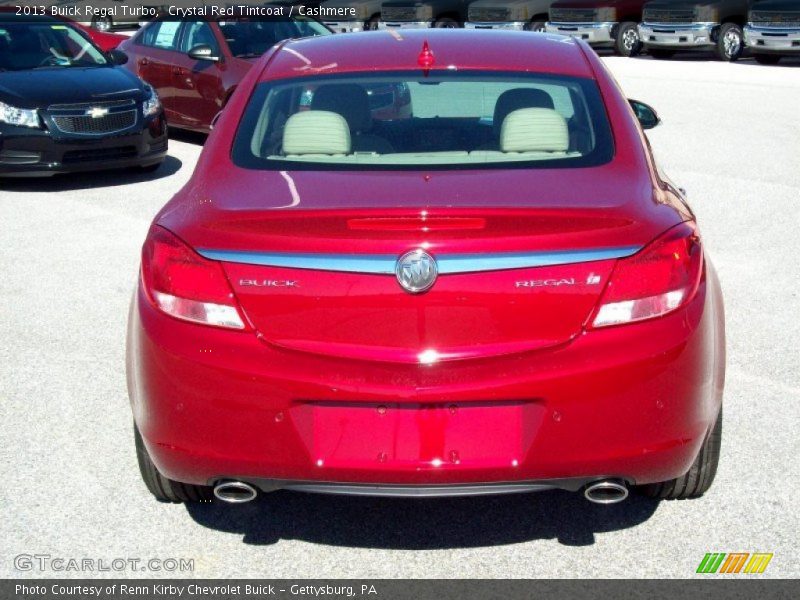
[500,108,569,153]
[283,111,351,155]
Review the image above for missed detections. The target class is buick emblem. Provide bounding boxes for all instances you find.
[396,249,437,293]
[86,107,109,118]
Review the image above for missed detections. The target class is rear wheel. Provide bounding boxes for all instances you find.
[91,16,113,32]
[433,17,460,28]
[753,54,781,65]
[134,424,213,503]
[525,20,547,33]
[648,48,676,60]
[365,15,380,31]
[615,21,642,57]
[638,408,722,500]
[715,23,743,61]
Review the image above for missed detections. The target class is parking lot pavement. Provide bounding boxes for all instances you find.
[1,57,799,579]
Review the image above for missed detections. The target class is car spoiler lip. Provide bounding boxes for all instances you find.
[197,246,642,275]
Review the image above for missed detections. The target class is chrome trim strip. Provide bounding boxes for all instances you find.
[198,246,640,275]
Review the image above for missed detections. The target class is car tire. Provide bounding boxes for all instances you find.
[615,21,642,57]
[365,15,381,30]
[134,424,213,503]
[525,20,547,33]
[753,54,781,65]
[433,17,460,28]
[648,48,676,60]
[91,16,113,32]
[638,408,722,500]
[714,23,743,61]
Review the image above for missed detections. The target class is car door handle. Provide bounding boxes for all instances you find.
[139,58,149,66]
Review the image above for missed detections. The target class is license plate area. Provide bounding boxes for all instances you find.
[294,401,543,470]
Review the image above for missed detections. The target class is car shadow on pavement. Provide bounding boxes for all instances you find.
[169,129,208,146]
[0,155,182,192]
[185,489,660,549]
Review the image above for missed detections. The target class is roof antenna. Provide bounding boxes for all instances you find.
[417,40,435,75]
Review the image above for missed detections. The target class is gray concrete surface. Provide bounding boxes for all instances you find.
[1,55,799,579]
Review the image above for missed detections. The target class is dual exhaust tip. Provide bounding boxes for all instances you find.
[213,478,629,504]
[213,480,258,503]
[583,479,629,504]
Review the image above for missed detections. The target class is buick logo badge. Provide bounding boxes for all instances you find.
[396,249,437,293]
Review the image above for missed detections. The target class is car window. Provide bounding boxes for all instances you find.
[139,20,182,51]
[0,21,108,71]
[217,19,329,58]
[180,21,219,54]
[232,72,613,171]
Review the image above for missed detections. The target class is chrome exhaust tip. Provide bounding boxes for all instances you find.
[583,479,629,504]
[213,480,258,504]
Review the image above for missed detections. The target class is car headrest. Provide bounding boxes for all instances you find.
[500,108,569,153]
[283,111,351,155]
[311,84,371,133]
[493,88,555,137]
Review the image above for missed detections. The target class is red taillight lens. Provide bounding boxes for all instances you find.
[141,226,247,330]
[591,223,703,328]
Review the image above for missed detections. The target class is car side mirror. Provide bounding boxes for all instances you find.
[188,44,220,62]
[108,49,128,65]
[629,99,661,130]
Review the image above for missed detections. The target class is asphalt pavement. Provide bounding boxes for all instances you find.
[1,54,799,579]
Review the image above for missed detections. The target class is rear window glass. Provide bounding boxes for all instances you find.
[231,71,614,171]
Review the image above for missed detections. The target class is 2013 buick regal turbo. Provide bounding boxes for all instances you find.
[0,13,166,177]
[126,29,726,506]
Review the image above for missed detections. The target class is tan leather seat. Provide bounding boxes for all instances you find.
[500,108,569,153]
[282,111,351,156]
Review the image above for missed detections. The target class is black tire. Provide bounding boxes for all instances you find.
[639,408,722,500]
[753,54,781,65]
[615,21,642,57]
[648,48,676,60]
[365,15,380,31]
[91,16,113,32]
[525,20,547,33]
[714,23,743,61]
[433,17,460,28]
[134,424,213,503]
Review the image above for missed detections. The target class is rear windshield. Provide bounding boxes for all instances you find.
[231,71,614,171]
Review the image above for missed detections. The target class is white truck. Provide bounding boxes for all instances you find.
[465,0,556,31]
[321,0,384,32]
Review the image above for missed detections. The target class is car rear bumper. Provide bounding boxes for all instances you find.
[127,267,725,493]
[545,22,617,45]
[378,21,434,30]
[744,25,800,53]
[323,21,367,33]
[0,115,167,177]
[465,22,528,31]
[639,23,717,48]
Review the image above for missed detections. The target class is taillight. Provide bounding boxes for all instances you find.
[141,226,247,330]
[590,222,703,328]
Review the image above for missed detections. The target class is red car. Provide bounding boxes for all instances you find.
[117,17,330,132]
[127,30,726,505]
